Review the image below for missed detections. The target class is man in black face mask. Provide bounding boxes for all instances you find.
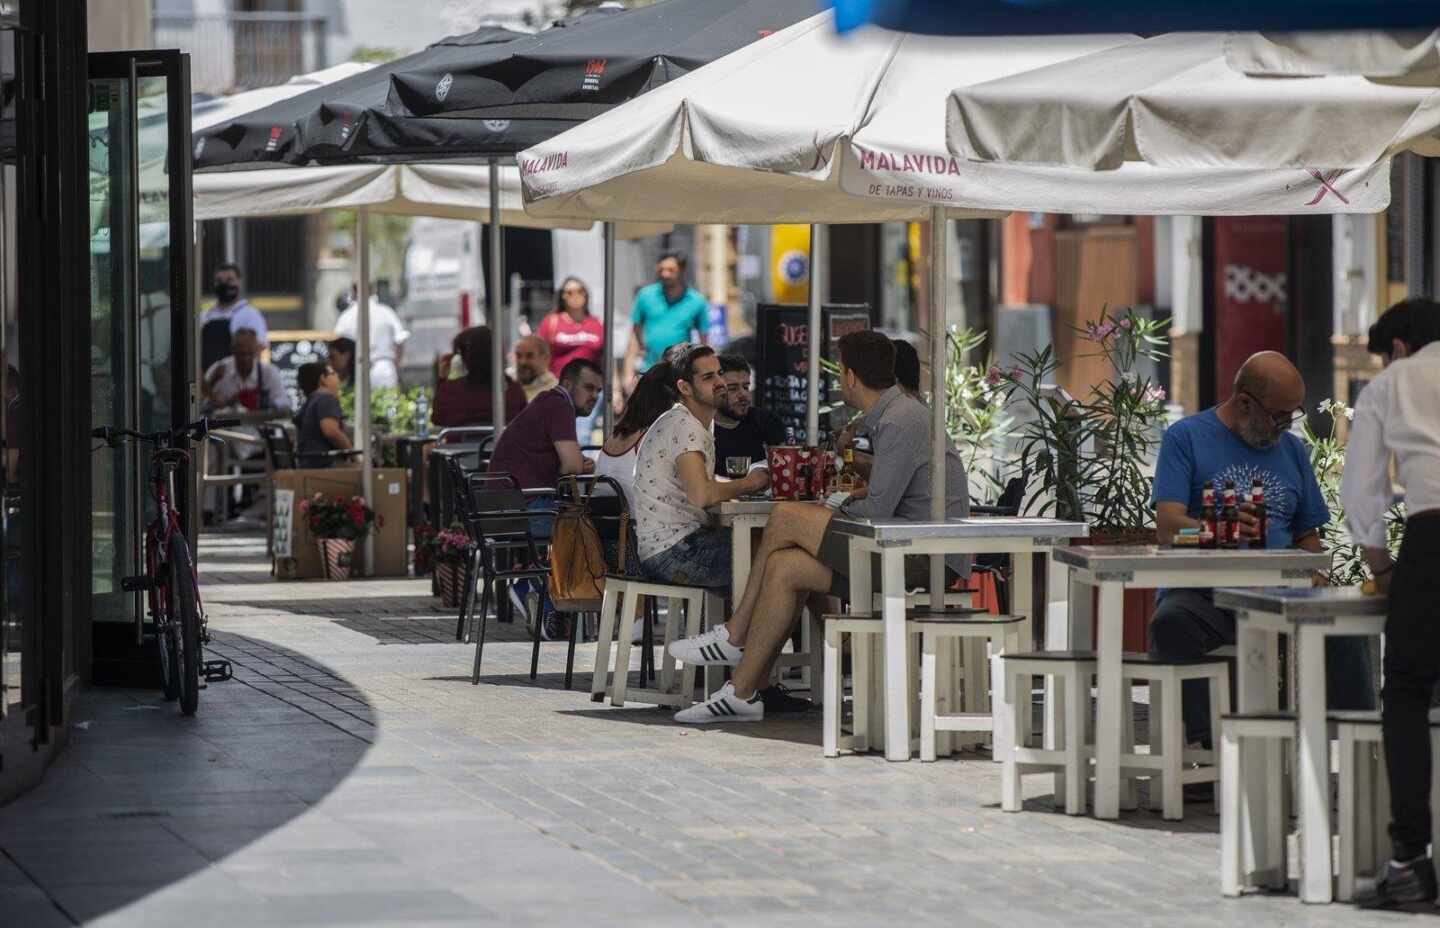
[199,263,269,373]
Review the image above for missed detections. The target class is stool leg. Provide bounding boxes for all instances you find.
[823,627,841,757]
[1210,671,1230,815]
[1063,669,1085,815]
[609,591,640,707]
[1161,673,1185,821]
[1338,729,1358,902]
[658,596,680,693]
[853,633,872,754]
[591,586,620,702]
[808,610,825,700]
[677,596,702,702]
[938,637,959,756]
[1052,671,1067,804]
[1002,666,1024,813]
[1120,678,1137,812]
[1148,683,1165,813]
[1220,725,1242,897]
[920,629,938,762]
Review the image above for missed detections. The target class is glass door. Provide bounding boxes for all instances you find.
[87,51,193,631]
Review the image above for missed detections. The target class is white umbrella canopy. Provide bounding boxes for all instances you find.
[522,15,1389,220]
[1224,29,1440,78]
[519,12,1010,224]
[945,31,1440,173]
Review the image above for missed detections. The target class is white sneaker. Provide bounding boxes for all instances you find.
[673,682,764,724]
[666,625,743,666]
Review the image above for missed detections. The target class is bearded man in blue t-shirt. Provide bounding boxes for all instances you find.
[1151,351,1374,751]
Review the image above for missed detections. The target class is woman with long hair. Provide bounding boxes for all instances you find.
[593,361,676,505]
[432,325,526,431]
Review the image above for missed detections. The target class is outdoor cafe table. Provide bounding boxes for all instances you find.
[1212,587,1387,904]
[830,517,1088,762]
[1054,546,1330,821]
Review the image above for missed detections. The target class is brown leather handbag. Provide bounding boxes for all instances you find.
[547,477,625,612]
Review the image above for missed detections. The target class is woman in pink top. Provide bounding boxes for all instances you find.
[537,277,605,376]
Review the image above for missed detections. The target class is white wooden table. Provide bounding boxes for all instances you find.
[1055,546,1329,821]
[830,517,1087,762]
[1214,587,1386,904]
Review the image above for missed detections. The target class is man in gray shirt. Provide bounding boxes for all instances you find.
[667,330,970,724]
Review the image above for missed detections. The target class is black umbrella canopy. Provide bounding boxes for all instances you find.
[194,0,819,169]
[194,21,536,170]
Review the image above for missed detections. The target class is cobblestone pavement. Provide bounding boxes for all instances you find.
[0,534,1418,926]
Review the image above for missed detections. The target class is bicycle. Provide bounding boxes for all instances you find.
[91,416,240,715]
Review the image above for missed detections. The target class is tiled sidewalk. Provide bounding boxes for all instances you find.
[0,535,1413,926]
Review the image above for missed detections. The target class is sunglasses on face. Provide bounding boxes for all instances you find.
[1240,389,1303,429]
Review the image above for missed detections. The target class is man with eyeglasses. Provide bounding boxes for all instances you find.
[1149,351,1373,769]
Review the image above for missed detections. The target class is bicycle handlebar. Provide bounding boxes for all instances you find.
[91,416,244,447]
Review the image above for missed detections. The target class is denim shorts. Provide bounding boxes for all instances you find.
[640,528,732,588]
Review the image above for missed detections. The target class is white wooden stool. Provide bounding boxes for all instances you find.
[1119,653,1230,821]
[1333,713,1390,902]
[916,613,1026,762]
[1219,713,1294,896]
[590,577,725,709]
[821,614,885,757]
[999,651,1096,815]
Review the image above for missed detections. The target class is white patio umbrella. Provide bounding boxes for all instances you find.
[944,31,1440,172]
[520,13,1391,574]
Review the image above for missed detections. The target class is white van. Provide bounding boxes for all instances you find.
[398,217,485,389]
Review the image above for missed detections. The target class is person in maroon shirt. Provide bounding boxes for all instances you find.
[536,277,605,375]
[487,358,603,491]
[432,326,526,435]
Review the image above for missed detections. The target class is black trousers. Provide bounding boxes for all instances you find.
[1148,588,1376,745]
[1383,516,1440,860]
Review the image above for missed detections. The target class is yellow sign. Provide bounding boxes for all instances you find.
[770,224,811,304]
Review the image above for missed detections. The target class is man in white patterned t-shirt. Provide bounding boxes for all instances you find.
[632,345,769,588]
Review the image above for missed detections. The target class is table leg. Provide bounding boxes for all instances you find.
[1047,570,1093,751]
[1296,627,1333,903]
[882,549,910,761]
[846,541,879,749]
[731,519,752,617]
[1093,581,1124,819]
[994,548,1036,761]
[1236,621,1281,889]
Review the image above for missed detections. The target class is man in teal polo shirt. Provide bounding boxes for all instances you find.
[622,251,710,397]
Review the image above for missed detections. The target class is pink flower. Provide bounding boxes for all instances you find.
[1096,322,1116,339]
[298,500,310,514]
[1119,317,1132,330]
[1143,385,1167,404]
[985,365,1003,386]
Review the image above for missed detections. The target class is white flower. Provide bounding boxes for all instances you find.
[1345,407,1355,421]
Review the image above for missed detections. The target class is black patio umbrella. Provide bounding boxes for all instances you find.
[194,0,817,169]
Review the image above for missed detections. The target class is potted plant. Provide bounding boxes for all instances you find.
[298,492,379,580]
[424,526,472,608]
[999,305,1170,543]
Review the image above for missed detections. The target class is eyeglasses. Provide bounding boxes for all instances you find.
[1240,389,1303,429]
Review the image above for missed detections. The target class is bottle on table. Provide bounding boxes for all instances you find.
[784,425,797,446]
[837,447,857,492]
[1199,480,1217,548]
[414,391,430,439]
[1250,478,1268,549]
[1219,481,1240,549]
[822,450,838,497]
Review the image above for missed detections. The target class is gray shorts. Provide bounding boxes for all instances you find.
[816,522,959,599]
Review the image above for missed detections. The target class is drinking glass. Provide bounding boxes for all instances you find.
[725,456,751,479]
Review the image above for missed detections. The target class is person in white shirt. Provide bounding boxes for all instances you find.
[334,287,411,390]
[1342,298,1440,909]
[201,328,290,416]
[199,263,269,372]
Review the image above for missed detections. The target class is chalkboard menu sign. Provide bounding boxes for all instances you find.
[755,303,870,447]
[265,331,331,412]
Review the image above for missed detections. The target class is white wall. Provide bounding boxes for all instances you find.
[1333,214,1378,338]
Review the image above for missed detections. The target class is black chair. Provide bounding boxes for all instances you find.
[461,469,557,686]
[972,472,1033,615]
[449,457,519,641]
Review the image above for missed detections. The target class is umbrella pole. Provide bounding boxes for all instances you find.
[356,207,375,577]
[602,221,617,438]
[806,224,824,445]
[928,207,947,608]
[489,159,506,432]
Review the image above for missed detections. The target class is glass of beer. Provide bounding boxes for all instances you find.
[725,456,751,479]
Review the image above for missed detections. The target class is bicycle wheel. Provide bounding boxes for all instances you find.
[150,540,180,702]
[167,533,202,716]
